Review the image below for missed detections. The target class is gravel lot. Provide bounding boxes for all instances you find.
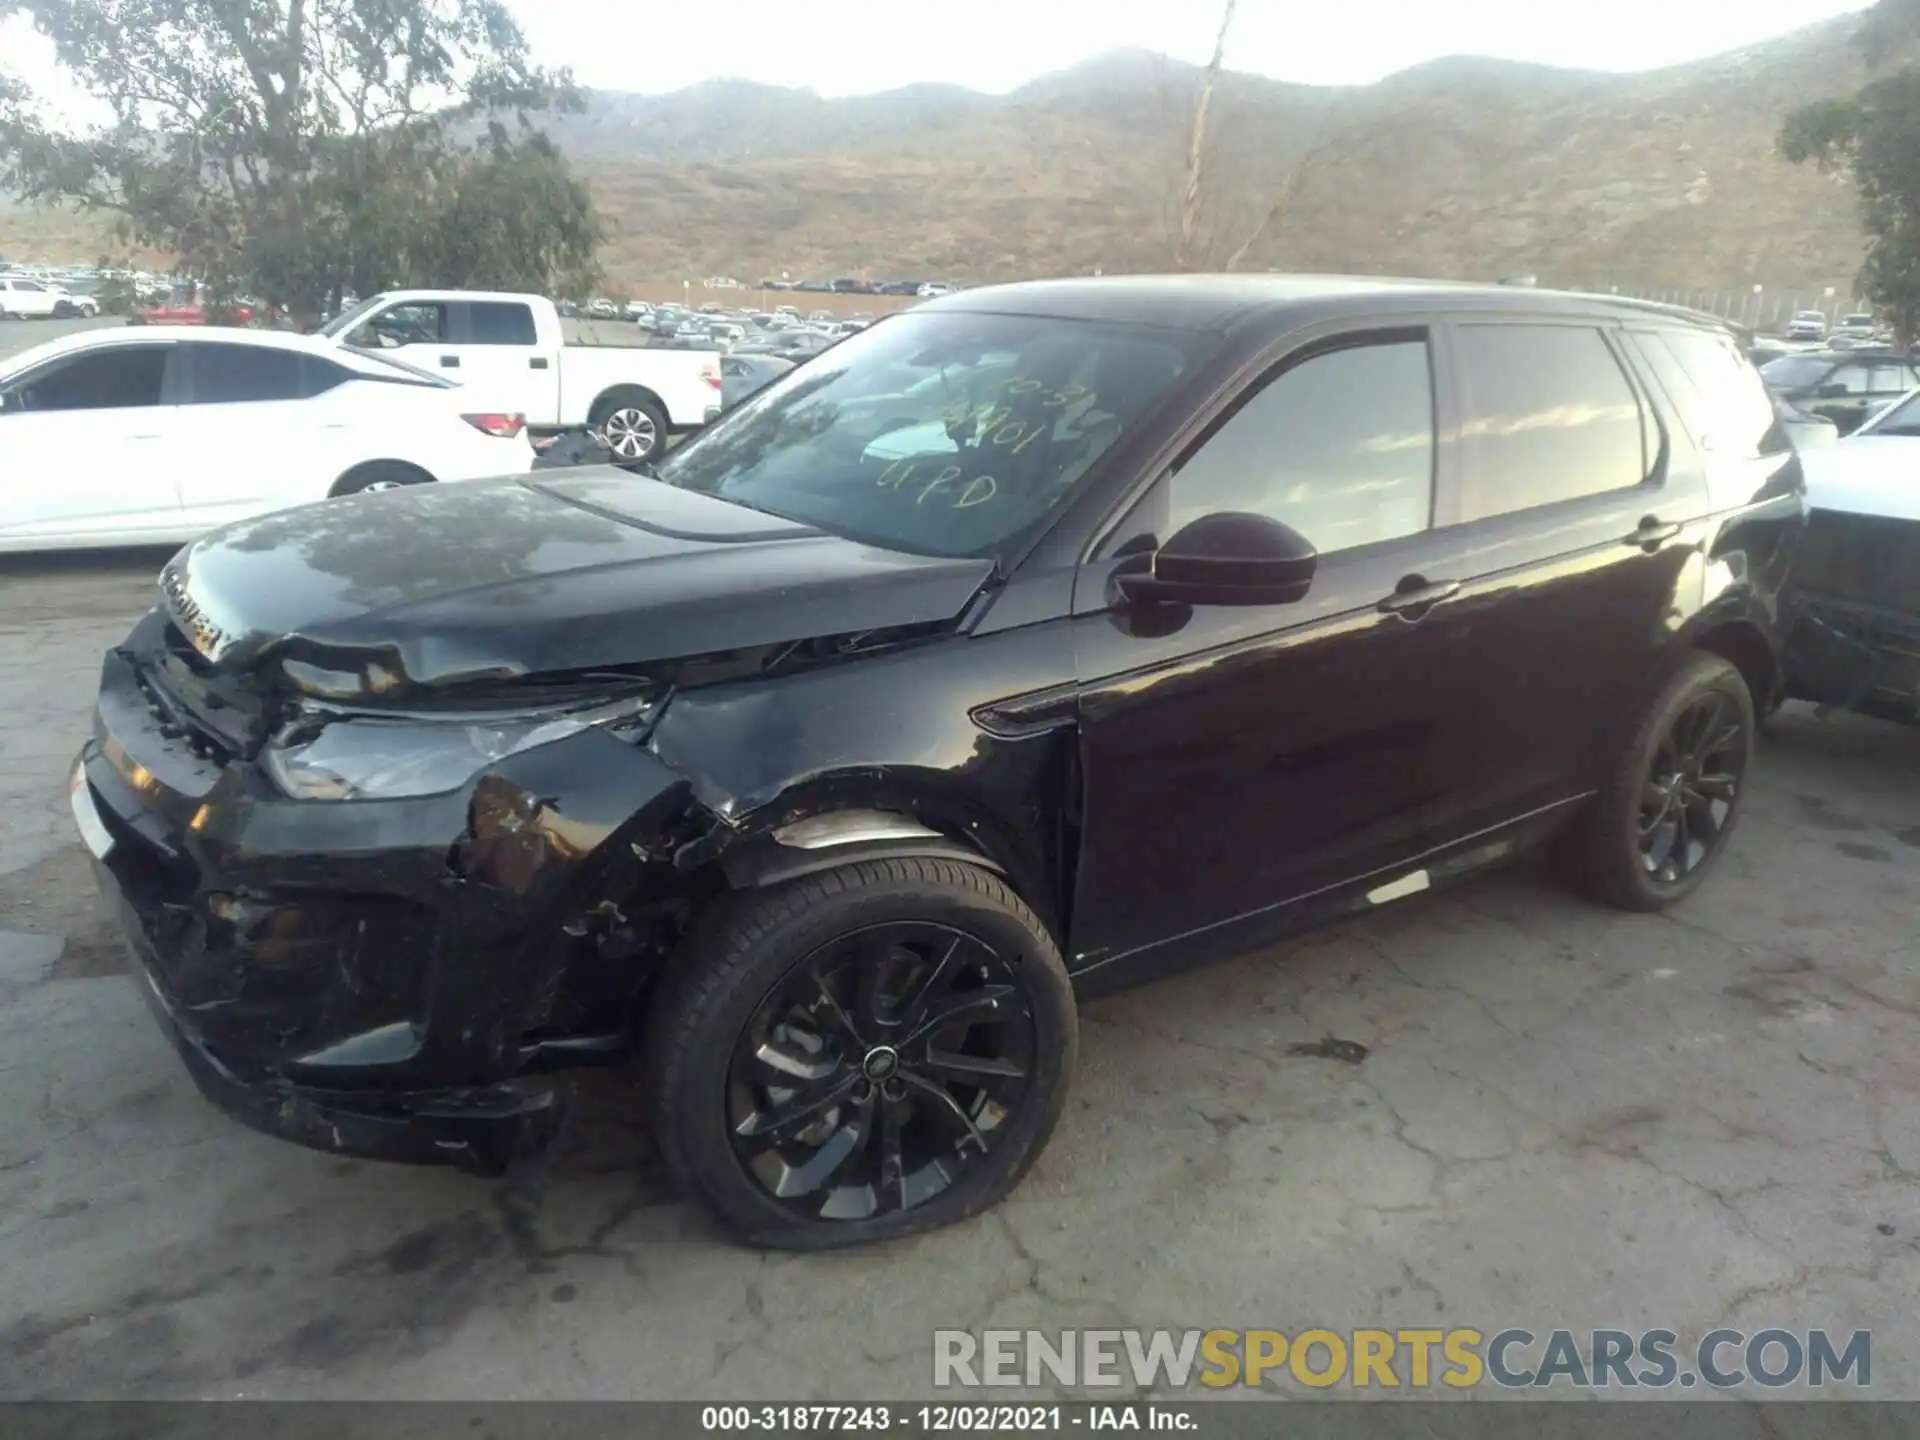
[3,451,1920,1401]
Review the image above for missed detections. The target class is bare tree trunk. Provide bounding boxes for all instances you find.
[1221,136,1335,272]
[1175,0,1236,272]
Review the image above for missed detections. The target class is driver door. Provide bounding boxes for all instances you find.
[1066,327,1484,974]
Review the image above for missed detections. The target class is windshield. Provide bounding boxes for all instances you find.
[1759,355,1834,389]
[652,310,1206,557]
[316,293,391,338]
[1860,388,1920,437]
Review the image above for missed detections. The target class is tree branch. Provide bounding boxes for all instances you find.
[1175,0,1235,272]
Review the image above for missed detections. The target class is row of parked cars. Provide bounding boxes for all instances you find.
[0,288,727,551]
[698,276,960,297]
[584,296,872,349]
[1782,310,1889,345]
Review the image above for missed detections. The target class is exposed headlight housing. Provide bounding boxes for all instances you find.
[262,692,659,801]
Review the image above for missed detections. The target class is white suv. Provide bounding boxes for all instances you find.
[1784,310,1828,342]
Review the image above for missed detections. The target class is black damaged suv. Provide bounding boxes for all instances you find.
[75,278,1805,1248]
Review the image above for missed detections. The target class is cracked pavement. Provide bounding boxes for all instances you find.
[2,551,1918,1401]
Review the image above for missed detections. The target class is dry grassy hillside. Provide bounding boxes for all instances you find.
[584,17,1874,295]
[1,14,1876,298]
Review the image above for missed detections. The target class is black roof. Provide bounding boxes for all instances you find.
[928,274,1735,337]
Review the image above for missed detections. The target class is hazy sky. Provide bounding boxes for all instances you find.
[0,0,1876,117]
[517,0,1875,94]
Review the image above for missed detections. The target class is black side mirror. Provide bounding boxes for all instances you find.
[1116,512,1317,607]
[1815,382,1849,398]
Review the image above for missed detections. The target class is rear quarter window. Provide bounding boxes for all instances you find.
[1627,329,1786,459]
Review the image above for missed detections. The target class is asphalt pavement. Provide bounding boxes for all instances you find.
[1,545,1917,1400]
[0,315,124,361]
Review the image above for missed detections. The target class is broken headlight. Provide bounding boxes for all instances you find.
[262,692,659,802]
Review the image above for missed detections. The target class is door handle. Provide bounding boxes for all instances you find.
[1377,576,1461,620]
[530,357,550,370]
[439,354,460,368]
[1624,515,1683,551]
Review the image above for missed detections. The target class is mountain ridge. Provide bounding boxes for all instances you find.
[566,12,1871,297]
[0,14,1878,301]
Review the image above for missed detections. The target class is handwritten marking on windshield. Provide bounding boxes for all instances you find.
[874,457,999,509]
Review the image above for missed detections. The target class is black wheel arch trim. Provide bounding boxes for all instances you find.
[720,833,1005,892]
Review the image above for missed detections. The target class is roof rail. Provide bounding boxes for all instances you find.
[1562,290,1744,337]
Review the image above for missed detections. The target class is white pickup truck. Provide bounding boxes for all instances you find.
[0,276,98,319]
[317,289,721,461]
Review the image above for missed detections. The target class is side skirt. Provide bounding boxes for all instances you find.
[1068,795,1588,1001]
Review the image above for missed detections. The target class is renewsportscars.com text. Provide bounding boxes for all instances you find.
[933,1327,1871,1390]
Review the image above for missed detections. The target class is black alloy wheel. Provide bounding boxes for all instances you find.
[644,856,1074,1248]
[1637,690,1746,884]
[727,920,1036,1222]
[1562,651,1756,912]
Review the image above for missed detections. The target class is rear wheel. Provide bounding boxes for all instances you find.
[330,462,432,497]
[643,857,1075,1249]
[588,390,668,463]
[1561,653,1755,911]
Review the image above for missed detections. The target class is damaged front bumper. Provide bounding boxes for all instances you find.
[76,610,714,1174]
[123,944,566,1174]
[1782,510,1920,724]
[1783,599,1920,724]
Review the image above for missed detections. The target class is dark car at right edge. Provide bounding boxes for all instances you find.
[73,277,1806,1250]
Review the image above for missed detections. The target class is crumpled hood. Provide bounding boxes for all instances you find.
[159,469,995,693]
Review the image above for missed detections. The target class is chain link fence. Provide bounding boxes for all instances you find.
[1571,283,1870,332]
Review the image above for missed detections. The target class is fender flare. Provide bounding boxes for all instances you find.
[719,809,1005,891]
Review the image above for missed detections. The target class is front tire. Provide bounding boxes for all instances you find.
[1562,652,1755,911]
[643,857,1076,1250]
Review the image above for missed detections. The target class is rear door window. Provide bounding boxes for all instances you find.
[187,343,306,403]
[1450,323,1648,522]
[185,342,356,402]
[462,302,538,346]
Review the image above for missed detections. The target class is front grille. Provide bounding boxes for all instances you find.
[138,632,270,759]
[134,664,234,766]
[1796,511,1920,614]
